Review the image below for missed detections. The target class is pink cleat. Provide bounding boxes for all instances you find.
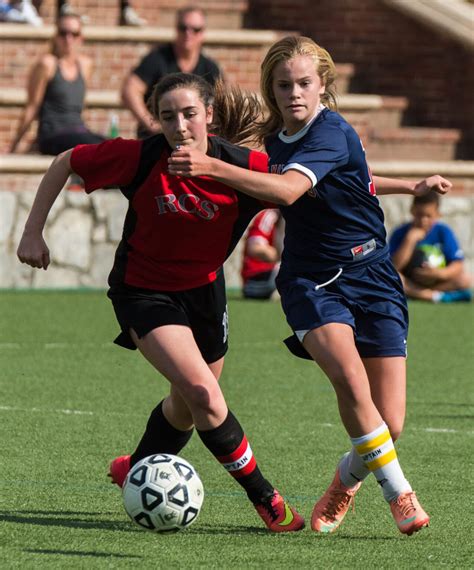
[254,490,305,532]
[108,455,131,488]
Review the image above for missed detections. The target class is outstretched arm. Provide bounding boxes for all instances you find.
[373,175,452,197]
[17,149,74,269]
[169,149,452,202]
[168,147,311,205]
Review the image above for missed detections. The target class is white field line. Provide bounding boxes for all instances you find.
[0,342,114,349]
[0,405,472,435]
[0,405,94,416]
[0,341,277,349]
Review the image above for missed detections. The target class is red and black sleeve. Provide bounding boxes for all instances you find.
[70,138,142,194]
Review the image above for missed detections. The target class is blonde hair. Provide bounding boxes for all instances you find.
[148,73,263,146]
[258,36,338,142]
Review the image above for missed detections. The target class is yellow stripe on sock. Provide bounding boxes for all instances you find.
[355,430,391,455]
[366,448,397,471]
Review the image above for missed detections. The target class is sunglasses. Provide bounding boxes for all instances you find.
[58,30,81,38]
[177,24,204,34]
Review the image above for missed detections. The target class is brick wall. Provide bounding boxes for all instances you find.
[244,0,474,159]
[0,38,266,91]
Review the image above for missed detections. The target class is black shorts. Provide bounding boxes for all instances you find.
[107,269,229,363]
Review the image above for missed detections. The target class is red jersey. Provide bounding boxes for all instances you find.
[70,135,268,291]
[241,209,281,281]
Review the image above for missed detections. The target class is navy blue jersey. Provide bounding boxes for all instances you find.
[266,107,388,273]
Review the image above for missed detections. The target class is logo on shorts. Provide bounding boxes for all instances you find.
[222,305,229,343]
[350,239,376,259]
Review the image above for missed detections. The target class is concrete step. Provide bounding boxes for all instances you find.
[365,127,461,161]
[0,24,354,94]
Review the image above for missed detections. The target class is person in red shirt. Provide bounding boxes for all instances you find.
[16,72,304,533]
[241,209,283,299]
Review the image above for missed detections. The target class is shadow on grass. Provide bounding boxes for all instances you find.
[13,509,116,516]
[1,510,268,536]
[23,548,142,560]
[0,509,138,532]
[1,509,400,540]
[185,524,268,535]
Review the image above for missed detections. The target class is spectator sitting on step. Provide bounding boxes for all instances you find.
[3,1,146,26]
[389,191,472,303]
[58,1,146,26]
[121,5,222,138]
[9,10,105,156]
[0,1,42,25]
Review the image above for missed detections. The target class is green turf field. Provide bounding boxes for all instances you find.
[1,290,473,568]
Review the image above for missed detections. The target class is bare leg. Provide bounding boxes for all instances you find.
[363,356,406,440]
[163,357,225,431]
[131,325,227,429]
[303,323,383,436]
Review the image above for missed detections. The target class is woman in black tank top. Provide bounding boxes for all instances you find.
[9,11,105,155]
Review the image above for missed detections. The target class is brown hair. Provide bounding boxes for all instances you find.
[148,73,263,146]
[413,191,441,208]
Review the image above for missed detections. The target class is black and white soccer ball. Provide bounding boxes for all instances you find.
[122,454,204,533]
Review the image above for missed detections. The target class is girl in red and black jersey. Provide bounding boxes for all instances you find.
[17,73,304,532]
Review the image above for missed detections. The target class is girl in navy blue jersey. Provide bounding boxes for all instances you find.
[16,73,304,533]
[168,37,453,536]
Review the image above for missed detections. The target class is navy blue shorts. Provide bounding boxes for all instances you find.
[107,269,228,364]
[276,256,408,359]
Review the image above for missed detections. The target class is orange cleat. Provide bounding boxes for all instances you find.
[311,468,361,533]
[390,491,430,535]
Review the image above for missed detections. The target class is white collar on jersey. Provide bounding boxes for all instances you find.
[278,104,326,143]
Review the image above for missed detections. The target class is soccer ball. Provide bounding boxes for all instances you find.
[122,454,204,533]
[404,245,446,277]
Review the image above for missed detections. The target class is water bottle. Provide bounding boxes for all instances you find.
[108,113,120,138]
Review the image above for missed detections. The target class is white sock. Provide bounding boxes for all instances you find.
[339,448,370,487]
[351,423,412,502]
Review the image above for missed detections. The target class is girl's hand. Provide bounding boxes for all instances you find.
[413,175,452,197]
[17,232,50,270]
[168,147,213,177]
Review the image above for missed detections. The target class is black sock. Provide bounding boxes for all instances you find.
[130,400,194,466]
[197,410,273,504]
